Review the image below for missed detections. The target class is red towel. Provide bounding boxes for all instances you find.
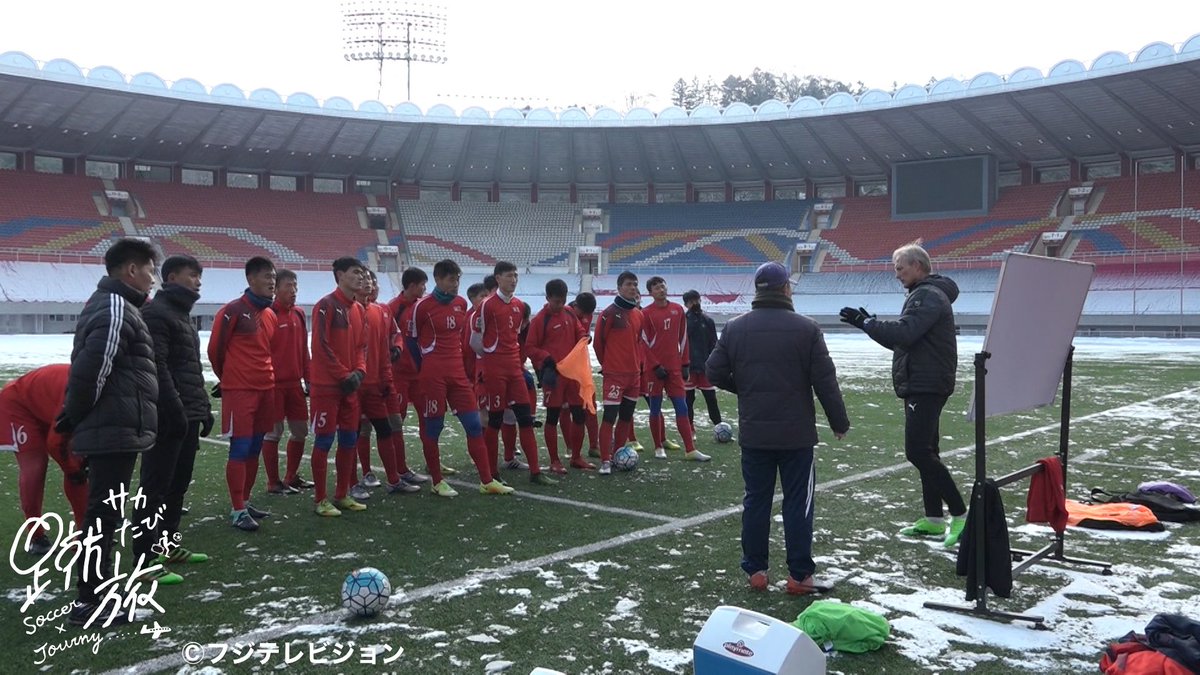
[1027,456,1068,534]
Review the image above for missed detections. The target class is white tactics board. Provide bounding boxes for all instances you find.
[967,253,1094,421]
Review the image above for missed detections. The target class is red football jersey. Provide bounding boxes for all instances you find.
[270,300,309,387]
[0,363,68,425]
[641,301,689,370]
[463,305,482,381]
[474,293,526,374]
[411,294,470,367]
[362,302,394,387]
[310,288,367,386]
[388,294,421,380]
[593,302,645,375]
[526,305,585,367]
[209,295,277,391]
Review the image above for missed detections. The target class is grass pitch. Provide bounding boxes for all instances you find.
[1,335,1199,674]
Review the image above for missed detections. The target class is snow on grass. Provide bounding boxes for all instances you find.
[567,560,625,581]
[611,638,692,673]
[606,597,639,623]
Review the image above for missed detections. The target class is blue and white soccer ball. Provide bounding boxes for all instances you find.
[612,445,639,471]
[341,567,391,617]
[713,422,734,444]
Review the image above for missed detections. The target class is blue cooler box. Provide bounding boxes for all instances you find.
[693,605,826,675]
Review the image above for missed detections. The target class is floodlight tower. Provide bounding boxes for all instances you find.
[342,1,447,102]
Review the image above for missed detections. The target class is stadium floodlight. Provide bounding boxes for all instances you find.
[342,0,447,102]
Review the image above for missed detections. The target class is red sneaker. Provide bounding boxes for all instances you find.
[749,571,769,591]
[570,458,596,471]
[549,461,568,475]
[786,575,818,596]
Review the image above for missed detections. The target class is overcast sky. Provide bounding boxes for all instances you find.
[2,1,1197,112]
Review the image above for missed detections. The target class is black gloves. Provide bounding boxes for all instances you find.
[839,306,875,330]
[210,383,222,399]
[390,345,403,363]
[682,367,691,381]
[54,411,74,434]
[340,370,365,395]
[541,356,556,372]
[654,365,669,381]
[200,412,215,438]
[381,383,392,398]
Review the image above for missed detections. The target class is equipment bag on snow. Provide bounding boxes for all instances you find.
[1099,632,1193,675]
[1089,488,1200,523]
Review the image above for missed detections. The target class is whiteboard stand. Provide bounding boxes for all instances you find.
[924,347,1112,628]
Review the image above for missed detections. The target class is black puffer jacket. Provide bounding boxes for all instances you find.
[686,306,718,375]
[864,274,959,398]
[61,276,158,455]
[706,293,849,450]
[143,283,211,430]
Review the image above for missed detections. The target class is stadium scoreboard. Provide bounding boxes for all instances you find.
[891,155,998,219]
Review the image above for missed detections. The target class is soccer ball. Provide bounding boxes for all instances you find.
[612,446,639,471]
[341,567,391,617]
[713,423,734,444]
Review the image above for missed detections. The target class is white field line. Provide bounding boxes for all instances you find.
[443,477,678,522]
[108,386,1198,675]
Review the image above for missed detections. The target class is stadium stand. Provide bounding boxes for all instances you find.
[117,180,377,265]
[1071,173,1200,258]
[592,272,752,300]
[598,201,809,269]
[395,201,583,267]
[1089,260,1200,290]
[0,171,122,260]
[818,183,1066,268]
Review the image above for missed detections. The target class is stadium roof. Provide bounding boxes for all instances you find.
[2,36,1200,186]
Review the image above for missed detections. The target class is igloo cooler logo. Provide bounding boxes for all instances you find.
[722,640,754,658]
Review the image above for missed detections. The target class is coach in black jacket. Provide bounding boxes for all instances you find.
[134,255,214,582]
[840,243,967,548]
[707,262,849,594]
[57,238,159,626]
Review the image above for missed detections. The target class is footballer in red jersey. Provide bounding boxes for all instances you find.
[526,278,589,472]
[411,259,508,496]
[1,364,87,554]
[565,292,600,457]
[592,271,650,474]
[208,256,278,529]
[263,269,313,495]
[386,267,436,486]
[471,262,557,485]
[308,257,369,516]
[352,270,419,495]
[641,276,709,462]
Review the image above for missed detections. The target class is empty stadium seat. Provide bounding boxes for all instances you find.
[395,201,583,267]
[819,183,1065,268]
[598,201,810,269]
